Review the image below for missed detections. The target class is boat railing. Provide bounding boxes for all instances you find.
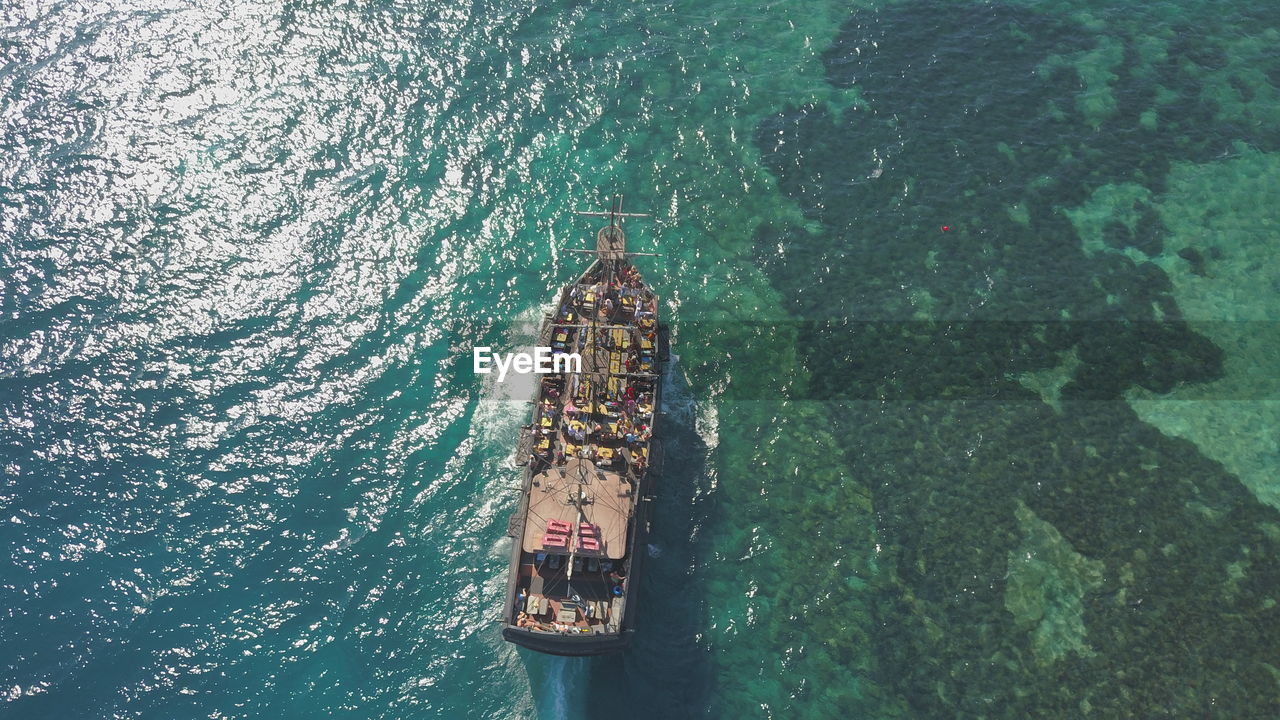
[537,314,554,346]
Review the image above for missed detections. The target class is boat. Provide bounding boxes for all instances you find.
[500,196,668,655]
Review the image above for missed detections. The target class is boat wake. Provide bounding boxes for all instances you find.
[658,351,716,454]
[539,656,584,720]
[658,353,695,426]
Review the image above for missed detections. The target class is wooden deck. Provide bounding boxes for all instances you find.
[597,225,626,260]
[522,457,633,560]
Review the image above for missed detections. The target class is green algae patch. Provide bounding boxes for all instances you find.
[1012,346,1080,413]
[1150,147,1280,324]
[1041,32,1125,129]
[1063,182,1152,260]
[1125,148,1280,510]
[907,287,938,321]
[1006,201,1030,227]
[1005,501,1104,665]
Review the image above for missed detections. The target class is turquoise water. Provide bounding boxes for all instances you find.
[3,0,1279,717]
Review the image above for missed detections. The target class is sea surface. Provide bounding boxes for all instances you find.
[3,0,1279,717]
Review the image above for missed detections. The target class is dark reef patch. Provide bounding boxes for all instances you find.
[1177,246,1208,277]
[1131,200,1165,257]
[753,0,1280,717]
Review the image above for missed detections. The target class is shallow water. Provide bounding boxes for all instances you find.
[2,0,1278,717]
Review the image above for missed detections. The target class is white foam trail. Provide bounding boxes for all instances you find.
[539,656,582,720]
[660,353,712,450]
[659,353,695,424]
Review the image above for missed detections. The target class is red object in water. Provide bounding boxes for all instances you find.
[942,225,950,232]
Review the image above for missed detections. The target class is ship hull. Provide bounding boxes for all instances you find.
[499,210,665,655]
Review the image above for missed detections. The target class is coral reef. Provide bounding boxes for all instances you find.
[1004,500,1104,665]
[748,0,1280,716]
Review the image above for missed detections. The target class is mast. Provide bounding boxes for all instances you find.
[564,196,644,584]
[560,195,650,588]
